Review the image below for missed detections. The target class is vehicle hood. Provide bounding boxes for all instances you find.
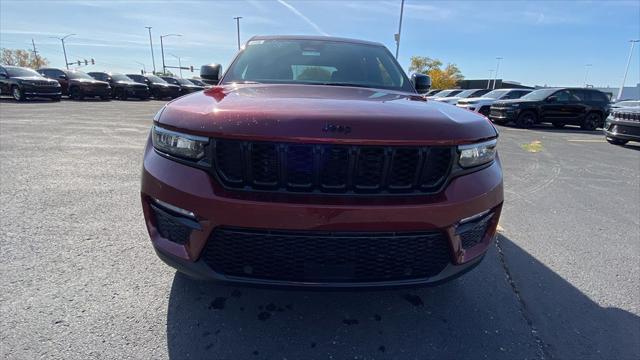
[157,84,497,145]
[458,97,496,104]
[72,78,108,85]
[493,99,539,106]
[13,76,56,83]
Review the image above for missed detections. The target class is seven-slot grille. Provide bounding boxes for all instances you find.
[212,139,453,194]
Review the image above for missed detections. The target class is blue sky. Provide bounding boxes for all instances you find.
[1,0,638,87]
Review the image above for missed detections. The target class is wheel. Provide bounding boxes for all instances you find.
[516,111,537,128]
[100,94,110,101]
[606,137,628,146]
[552,122,565,128]
[12,86,24,101]
[152,89,161,99]
[70,87,84,100]
[581,112,601,131]
[120,90,128,101]
[478,106,491,116]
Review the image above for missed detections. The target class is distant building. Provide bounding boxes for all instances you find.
[592,84,639,101]
[457,79,533,90]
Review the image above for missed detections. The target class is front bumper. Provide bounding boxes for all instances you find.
[22,85,61,97]
[141,139,504,288]
[603,118,640,142]
[489,108,519,122]
[81,86,110,97]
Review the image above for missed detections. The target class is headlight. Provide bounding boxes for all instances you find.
[510,103,520,108]
[152,125,208,160]
[458,139,497,168]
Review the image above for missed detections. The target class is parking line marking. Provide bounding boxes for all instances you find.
[567,139,606,143]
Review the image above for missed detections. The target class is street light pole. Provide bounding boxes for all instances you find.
[50,33,76,69]
[145,26,156,73]
[160,34,182,74]
[618,39,639,101]
[394,0,405,60]
[487,70,494,89]
[583,64,592,87]
[233,17,242,50]
[170,54,182,78]
[135,61,146,74]
[492,57,503,89]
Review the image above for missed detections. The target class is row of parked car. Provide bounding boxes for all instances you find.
[0,65,212,101]
[424,86,639,145]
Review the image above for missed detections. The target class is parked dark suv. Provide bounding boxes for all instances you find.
[0,65,61,101]
[88,72,150,100]
[141,35,503,288]
[126,74,180,100]
[161,76,204,95]
[38,68,110,100]
[489,88,610,129]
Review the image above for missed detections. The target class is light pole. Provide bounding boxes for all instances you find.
[394,0,405,59]
[145,26,156,73]
[50,33,75,69]
[160,34,182,74]
[135,61,146,74]
[618,39,639,101]
[487,70,494,89]
[583,64,592,87]
[492,57,503,89]
[233,17,242,50]
[169,54,182,78]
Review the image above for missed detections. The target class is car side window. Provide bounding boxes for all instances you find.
[570,90,585,102]
[553,90,571,102]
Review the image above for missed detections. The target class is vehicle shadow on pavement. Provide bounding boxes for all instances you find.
[498,123,603,135]
[165,235,640,360]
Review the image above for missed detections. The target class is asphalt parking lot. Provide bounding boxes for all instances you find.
[0,99,638,360]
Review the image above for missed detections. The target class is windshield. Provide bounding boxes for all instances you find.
[455,90,477,98]
[177,79,194,85]
[434,89,462,98]
[6,67,42,77]
[223,39,412,92]
[111,74,133,82]
[483,89,509,99]
[67,71,95,80]
[146,75,167,84]
[190,79,204,86]
[521,89,558,101]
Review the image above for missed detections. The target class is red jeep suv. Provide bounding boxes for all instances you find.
[141,36,503,288]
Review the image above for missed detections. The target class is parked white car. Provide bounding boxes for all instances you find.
[456,88,532,116]
[426,89,463,100]
[433,89,492,105]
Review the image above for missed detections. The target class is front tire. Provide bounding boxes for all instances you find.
[606,137,628,146]
[516,111,537,128]
[581,112,601,131]
[12,86,24,101]
[70,87,84,100]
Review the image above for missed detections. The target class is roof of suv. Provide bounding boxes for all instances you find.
[247,35,384,47]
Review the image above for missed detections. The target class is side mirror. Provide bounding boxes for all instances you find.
[546,96,557,103]
[410,73,431,94]
[58,74,67,80]
[200,64,222,85]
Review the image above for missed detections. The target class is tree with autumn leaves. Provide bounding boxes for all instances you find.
[1,48,49,69]
[408,56,463,89]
